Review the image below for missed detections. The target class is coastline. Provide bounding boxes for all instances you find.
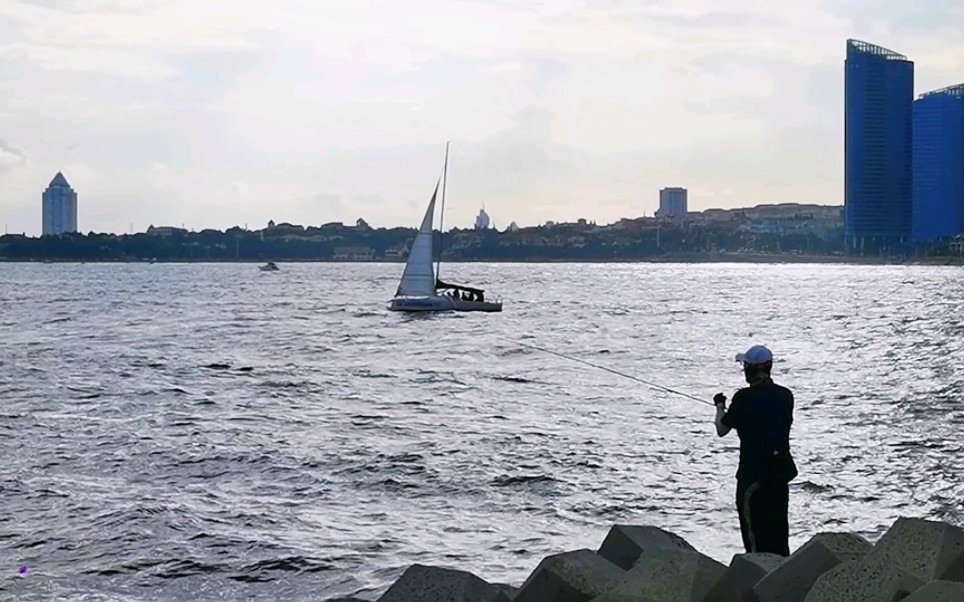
[2,253,962,266]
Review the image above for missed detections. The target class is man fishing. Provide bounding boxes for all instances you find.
[714,345,798,556]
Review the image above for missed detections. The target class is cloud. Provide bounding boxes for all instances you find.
[647,11,783,29]
[15,0,154,14]
[1,0,962,234]
[0,138,28,172]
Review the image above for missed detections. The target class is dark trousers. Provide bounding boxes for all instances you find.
[736,478,790,556]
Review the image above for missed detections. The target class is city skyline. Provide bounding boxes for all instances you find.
[2,1,964,236]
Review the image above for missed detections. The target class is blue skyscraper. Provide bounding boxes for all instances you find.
[844,39,914,253]
[913,84,964,243]
[41,172,78,236]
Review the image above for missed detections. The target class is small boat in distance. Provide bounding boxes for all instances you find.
[259,261,279,271]
[389,144,502,313]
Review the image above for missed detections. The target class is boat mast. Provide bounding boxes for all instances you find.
[436,141,450,283]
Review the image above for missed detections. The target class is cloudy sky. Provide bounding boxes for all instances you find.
[1,0,963,235]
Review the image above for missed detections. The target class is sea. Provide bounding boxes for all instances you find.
[1,262,962,601]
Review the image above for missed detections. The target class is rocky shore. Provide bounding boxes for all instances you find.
[327,517,964,602]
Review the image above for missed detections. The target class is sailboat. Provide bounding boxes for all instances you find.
[388,144,503,313]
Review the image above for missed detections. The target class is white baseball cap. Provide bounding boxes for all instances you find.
[735,345,773,365]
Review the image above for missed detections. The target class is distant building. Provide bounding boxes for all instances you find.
[912,83,964,243]
[687,204,843,239]
[845,39,914,253]
[356,218,371,230]
[658,187,688,219]
[41,172,78,235]
[693,208,735,224]
[332,246,375,261]
[147,225,188,237]
[262,222,305,237]
[474,208,491,230]
[384,244,408,260]
[506,221,520,232]
[742,204,843,221]
[951,234,964,256]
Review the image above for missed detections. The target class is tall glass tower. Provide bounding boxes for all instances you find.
[844,40,914,254]
[41,172,78,236]
[913,84,964,243]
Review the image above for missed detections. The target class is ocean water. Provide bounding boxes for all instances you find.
[1,262,962,601]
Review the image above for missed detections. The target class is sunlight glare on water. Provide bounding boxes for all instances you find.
[1,262,962,600]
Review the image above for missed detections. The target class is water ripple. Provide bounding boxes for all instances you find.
[1,262,962,600]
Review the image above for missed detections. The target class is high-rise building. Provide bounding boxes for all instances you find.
[912,84,964,243]
[474,207,491,230]
[844,39,914,253]
[658,187,688,219]
[41,172,78,236]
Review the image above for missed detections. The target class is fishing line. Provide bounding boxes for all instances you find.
[501,338,714,407]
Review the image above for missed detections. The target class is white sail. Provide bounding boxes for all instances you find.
[395,181,439,297]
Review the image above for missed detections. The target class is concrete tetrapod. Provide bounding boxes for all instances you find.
[590,548,727,602]
[802,553,923,602]
[598,526,698,571]
[513,549,626,602]
[492,583,518,599]
[377,564,511,602]
[900,580,964,601]
[869,517,964,583]
[700,553,784,602]
[752,532,872,602]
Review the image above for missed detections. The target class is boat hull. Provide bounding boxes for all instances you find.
[453,299,503,312]
[389,296,456,312]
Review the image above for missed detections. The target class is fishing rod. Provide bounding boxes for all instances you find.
[501,338,714,407]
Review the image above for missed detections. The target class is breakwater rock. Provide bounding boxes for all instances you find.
[329,517,964,602]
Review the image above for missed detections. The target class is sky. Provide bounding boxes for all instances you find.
[1,0,963,235]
